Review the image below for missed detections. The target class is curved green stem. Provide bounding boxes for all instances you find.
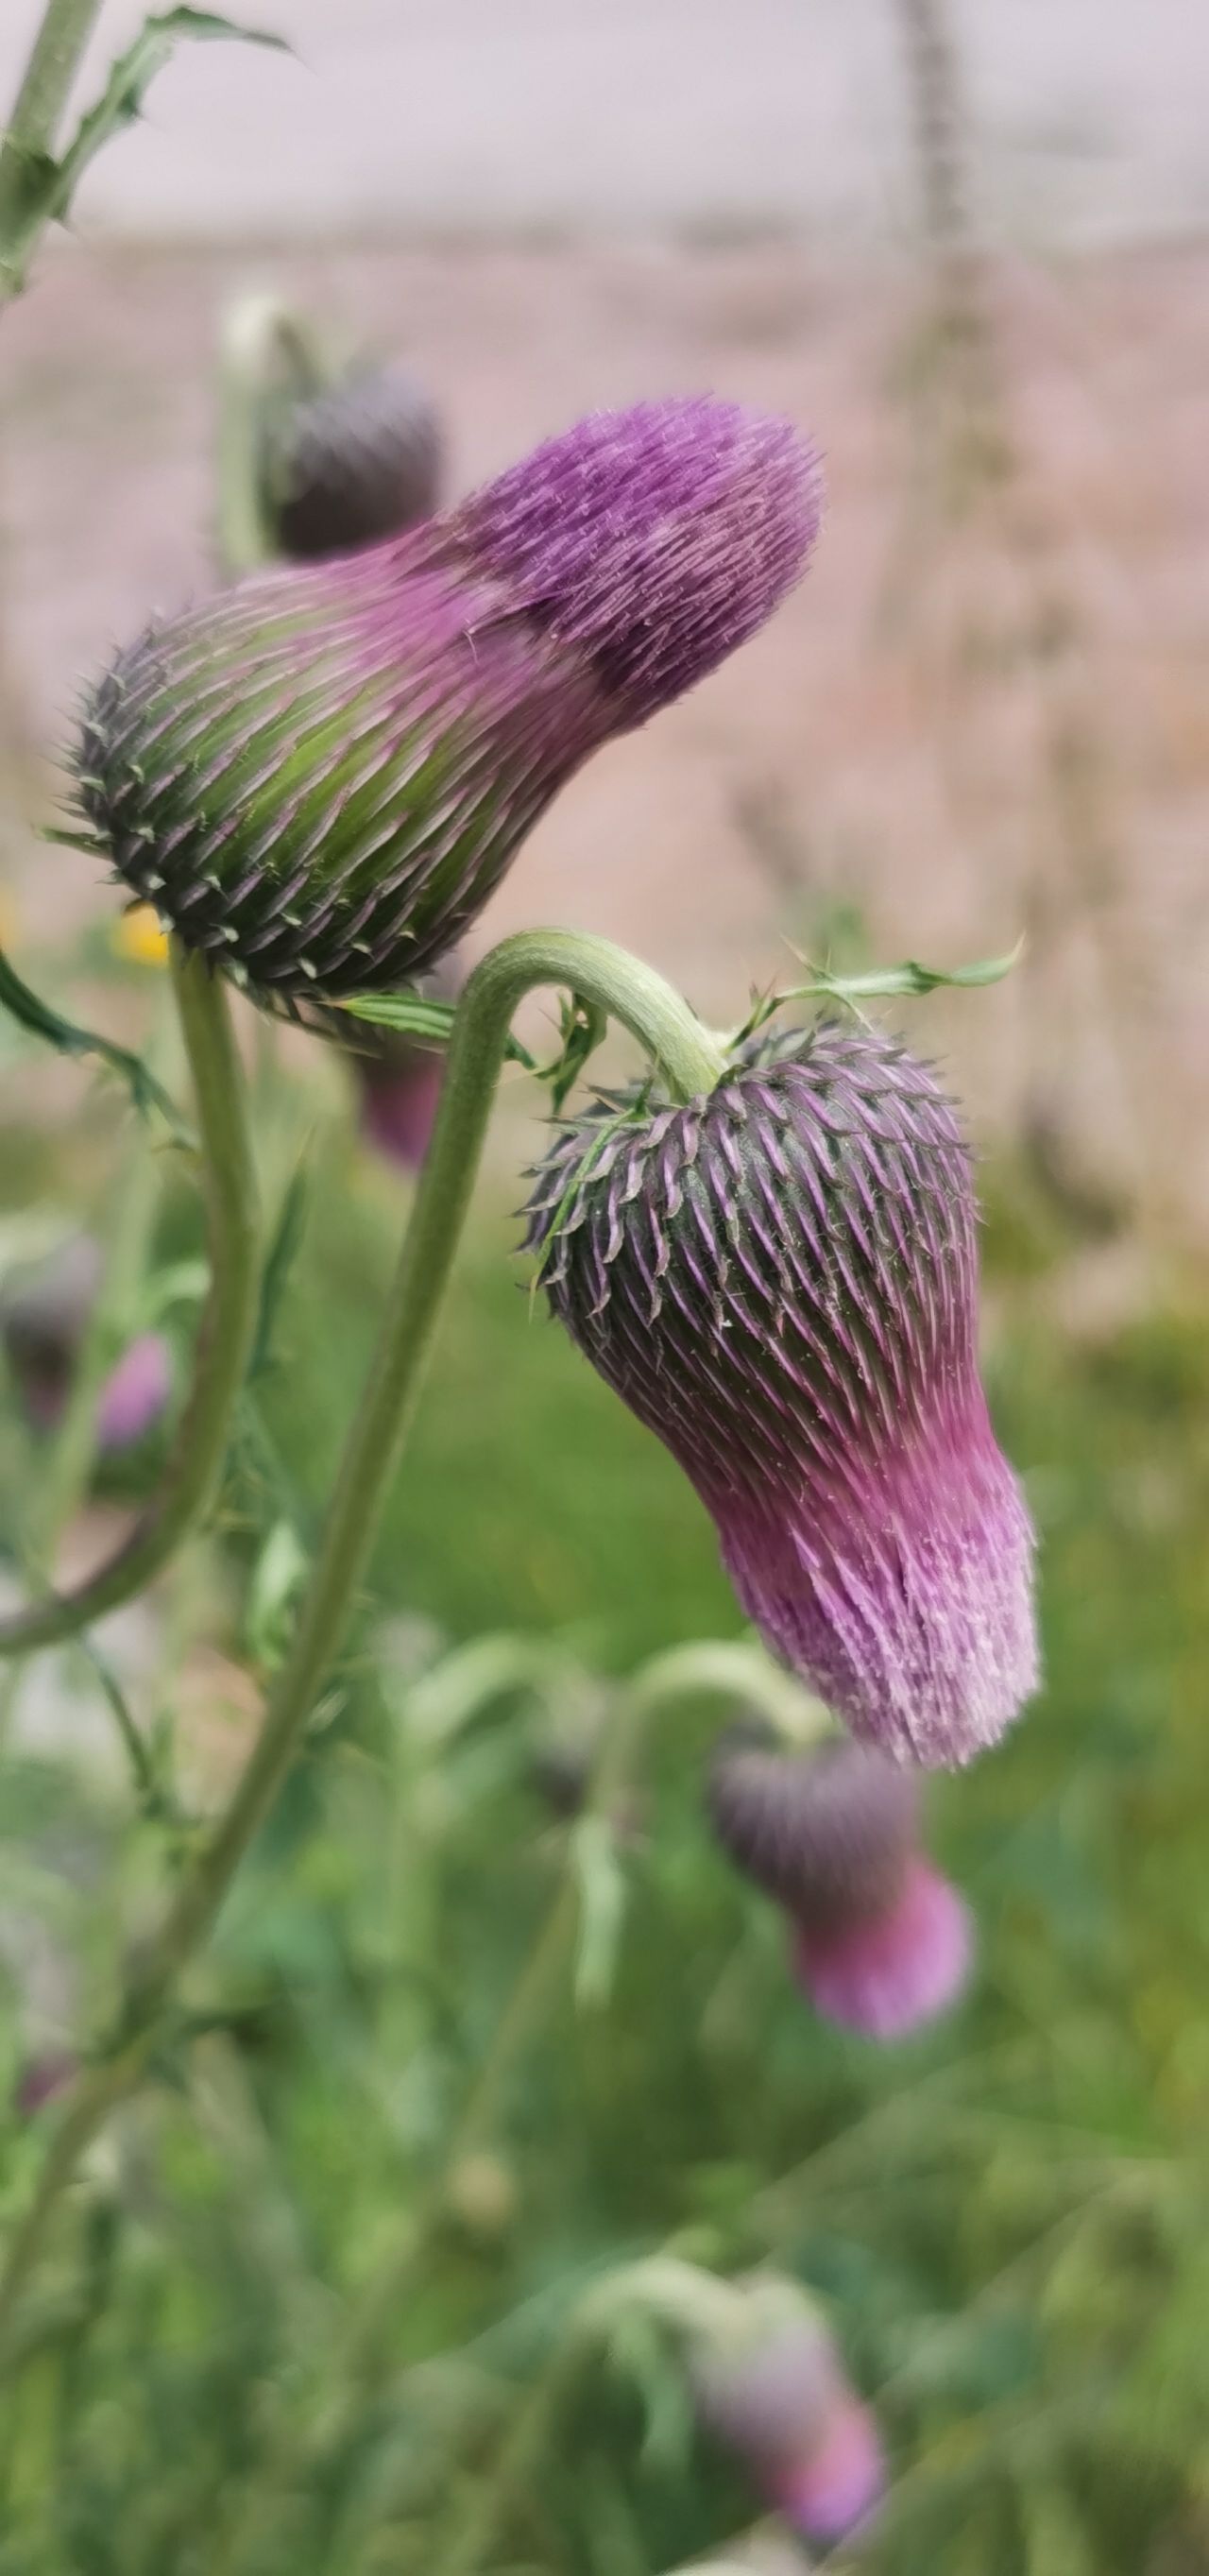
[0,930,719,2358]
[0,946,259,1656]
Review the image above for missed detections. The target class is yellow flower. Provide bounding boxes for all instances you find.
[111,904,170,968]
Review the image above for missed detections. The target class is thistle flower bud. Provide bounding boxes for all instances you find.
[261,360,443,558]
[1,1239,171,1454]
[77,400,820,1014]
[708,1731,971,2037]
[693,2320,883,2544]
[14,2049,77,2119]
[349,954,460,1173]
[524,1022,1038,1767]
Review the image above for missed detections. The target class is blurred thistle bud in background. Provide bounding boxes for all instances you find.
[349,953,461,1174]
[708,1726,971,2037]
[0,1237,171,1455]
[259,357,444,559]
[525,1021,1037,1768]
[75,398,821,1015]
[692,2309,884,2544]
[93,1330,174,1453]
[13,2048,77,2120]
[354,1023,447,1172]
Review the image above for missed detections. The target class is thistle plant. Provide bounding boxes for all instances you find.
[0,3,1043,2555]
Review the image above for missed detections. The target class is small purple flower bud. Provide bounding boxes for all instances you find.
[356,1035,445,1172]
[693,2321,883,2545]
[791,1852,971,2040]
[524,1023,1038,1767]
[262,360,443,558]
[349,952,459,1173]
[1,1242,170,1453]
[708,1732,971,2038]
[77,400,821,1015]
[94,1331,173,1453]
[772,2394,885,2542]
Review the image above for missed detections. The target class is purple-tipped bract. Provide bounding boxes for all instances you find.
[77,400,821,1014]
[524,1023,1038,1767]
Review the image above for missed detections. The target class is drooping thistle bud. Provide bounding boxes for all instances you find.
[260,359,443,558]
[692,2317,884,2544]
[0,1238,171,1455]
[523,1021,1038,1767]
[77,400,821,1015]
[708,1728,971,2037]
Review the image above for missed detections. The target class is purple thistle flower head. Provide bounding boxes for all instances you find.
[262,358,444,559]
[709,1730,971,2038]
[451,399,821,728]
[791,1852,971,2039]
[77,399,820,1015]
[523,1021,1038,1767]
[693,2318,884,2546]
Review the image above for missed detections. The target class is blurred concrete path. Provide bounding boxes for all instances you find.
[2,0,1208,250]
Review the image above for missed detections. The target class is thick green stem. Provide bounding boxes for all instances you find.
[0,0,103,302]
[0,929,719,2358]
[0,947,259,1655]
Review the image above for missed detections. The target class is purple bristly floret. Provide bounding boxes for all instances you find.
[453,397,823,725]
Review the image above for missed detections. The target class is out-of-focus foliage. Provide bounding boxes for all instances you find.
[0,1002,1204,2574]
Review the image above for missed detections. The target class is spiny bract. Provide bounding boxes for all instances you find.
[523,1021,1038,1767]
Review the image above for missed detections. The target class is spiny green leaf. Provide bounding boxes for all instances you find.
[546,992,608,1115]
[341,988,539,1073]
[0,944,190,1142]
[734,935,1025,1043]
[2,9,290,285]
